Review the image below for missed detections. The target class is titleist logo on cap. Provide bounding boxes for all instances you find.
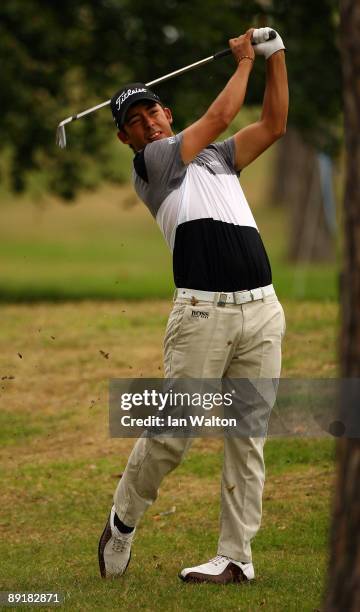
[115,88,148,110]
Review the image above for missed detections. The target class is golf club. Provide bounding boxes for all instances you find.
[56,29,277,148]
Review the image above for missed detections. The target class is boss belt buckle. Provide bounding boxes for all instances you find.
[217,292,227,307]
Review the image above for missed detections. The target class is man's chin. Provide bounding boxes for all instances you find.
[147,132,165,143]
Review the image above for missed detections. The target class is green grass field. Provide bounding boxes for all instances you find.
[0,298,338,611]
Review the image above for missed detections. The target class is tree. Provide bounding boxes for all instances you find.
[0,0,254,199]
[0,0,342,200]
[272,129,337,263]
[324,0,360,609]
[269,0,341,263]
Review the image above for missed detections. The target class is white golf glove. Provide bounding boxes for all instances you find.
[252,27,285,59]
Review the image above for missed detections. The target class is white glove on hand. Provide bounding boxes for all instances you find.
[252,27,285,60]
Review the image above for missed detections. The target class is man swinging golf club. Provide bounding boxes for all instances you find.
[98,27,288,584]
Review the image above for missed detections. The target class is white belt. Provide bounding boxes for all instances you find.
[174,284,275,306]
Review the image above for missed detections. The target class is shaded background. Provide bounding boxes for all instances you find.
[0,0,341,301]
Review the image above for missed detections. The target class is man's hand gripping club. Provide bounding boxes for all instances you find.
[252,27,285,59]
[228,28,256,65]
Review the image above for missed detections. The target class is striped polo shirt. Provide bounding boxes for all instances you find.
[132,132,272,292]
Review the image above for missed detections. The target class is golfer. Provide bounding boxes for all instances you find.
[99,27,288,584]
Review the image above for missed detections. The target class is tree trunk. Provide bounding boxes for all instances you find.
[272,128,335,262]
[324,0,360,609]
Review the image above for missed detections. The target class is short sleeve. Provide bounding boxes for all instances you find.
[209,137,237,171]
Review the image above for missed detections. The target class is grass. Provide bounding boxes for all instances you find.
[1,440,334,612]
[0,299,338,611]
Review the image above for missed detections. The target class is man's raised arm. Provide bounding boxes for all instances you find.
[232,31,288,171]
[180,29,255,165]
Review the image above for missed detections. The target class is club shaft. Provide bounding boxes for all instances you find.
[56,28,276,145]
[146,55,215,88]
[58,52,223,129]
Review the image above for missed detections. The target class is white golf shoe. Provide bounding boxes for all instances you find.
[179,554,255,584]
[98,506,135,578]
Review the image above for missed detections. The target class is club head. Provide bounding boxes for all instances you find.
[56,124,67,149]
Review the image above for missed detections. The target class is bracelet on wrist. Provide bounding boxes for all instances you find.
[238,55,254,64]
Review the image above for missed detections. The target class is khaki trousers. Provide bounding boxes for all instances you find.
[114,293,285,562]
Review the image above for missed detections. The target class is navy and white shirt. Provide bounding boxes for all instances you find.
[133,132,272,292]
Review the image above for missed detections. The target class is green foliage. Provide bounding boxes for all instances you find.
[0,0,341,199]
[271,0,341,155]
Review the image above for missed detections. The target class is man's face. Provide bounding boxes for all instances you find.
[118,101,173,151]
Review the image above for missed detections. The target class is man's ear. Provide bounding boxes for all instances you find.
[163,107,173,125]
[117,129,129,145]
